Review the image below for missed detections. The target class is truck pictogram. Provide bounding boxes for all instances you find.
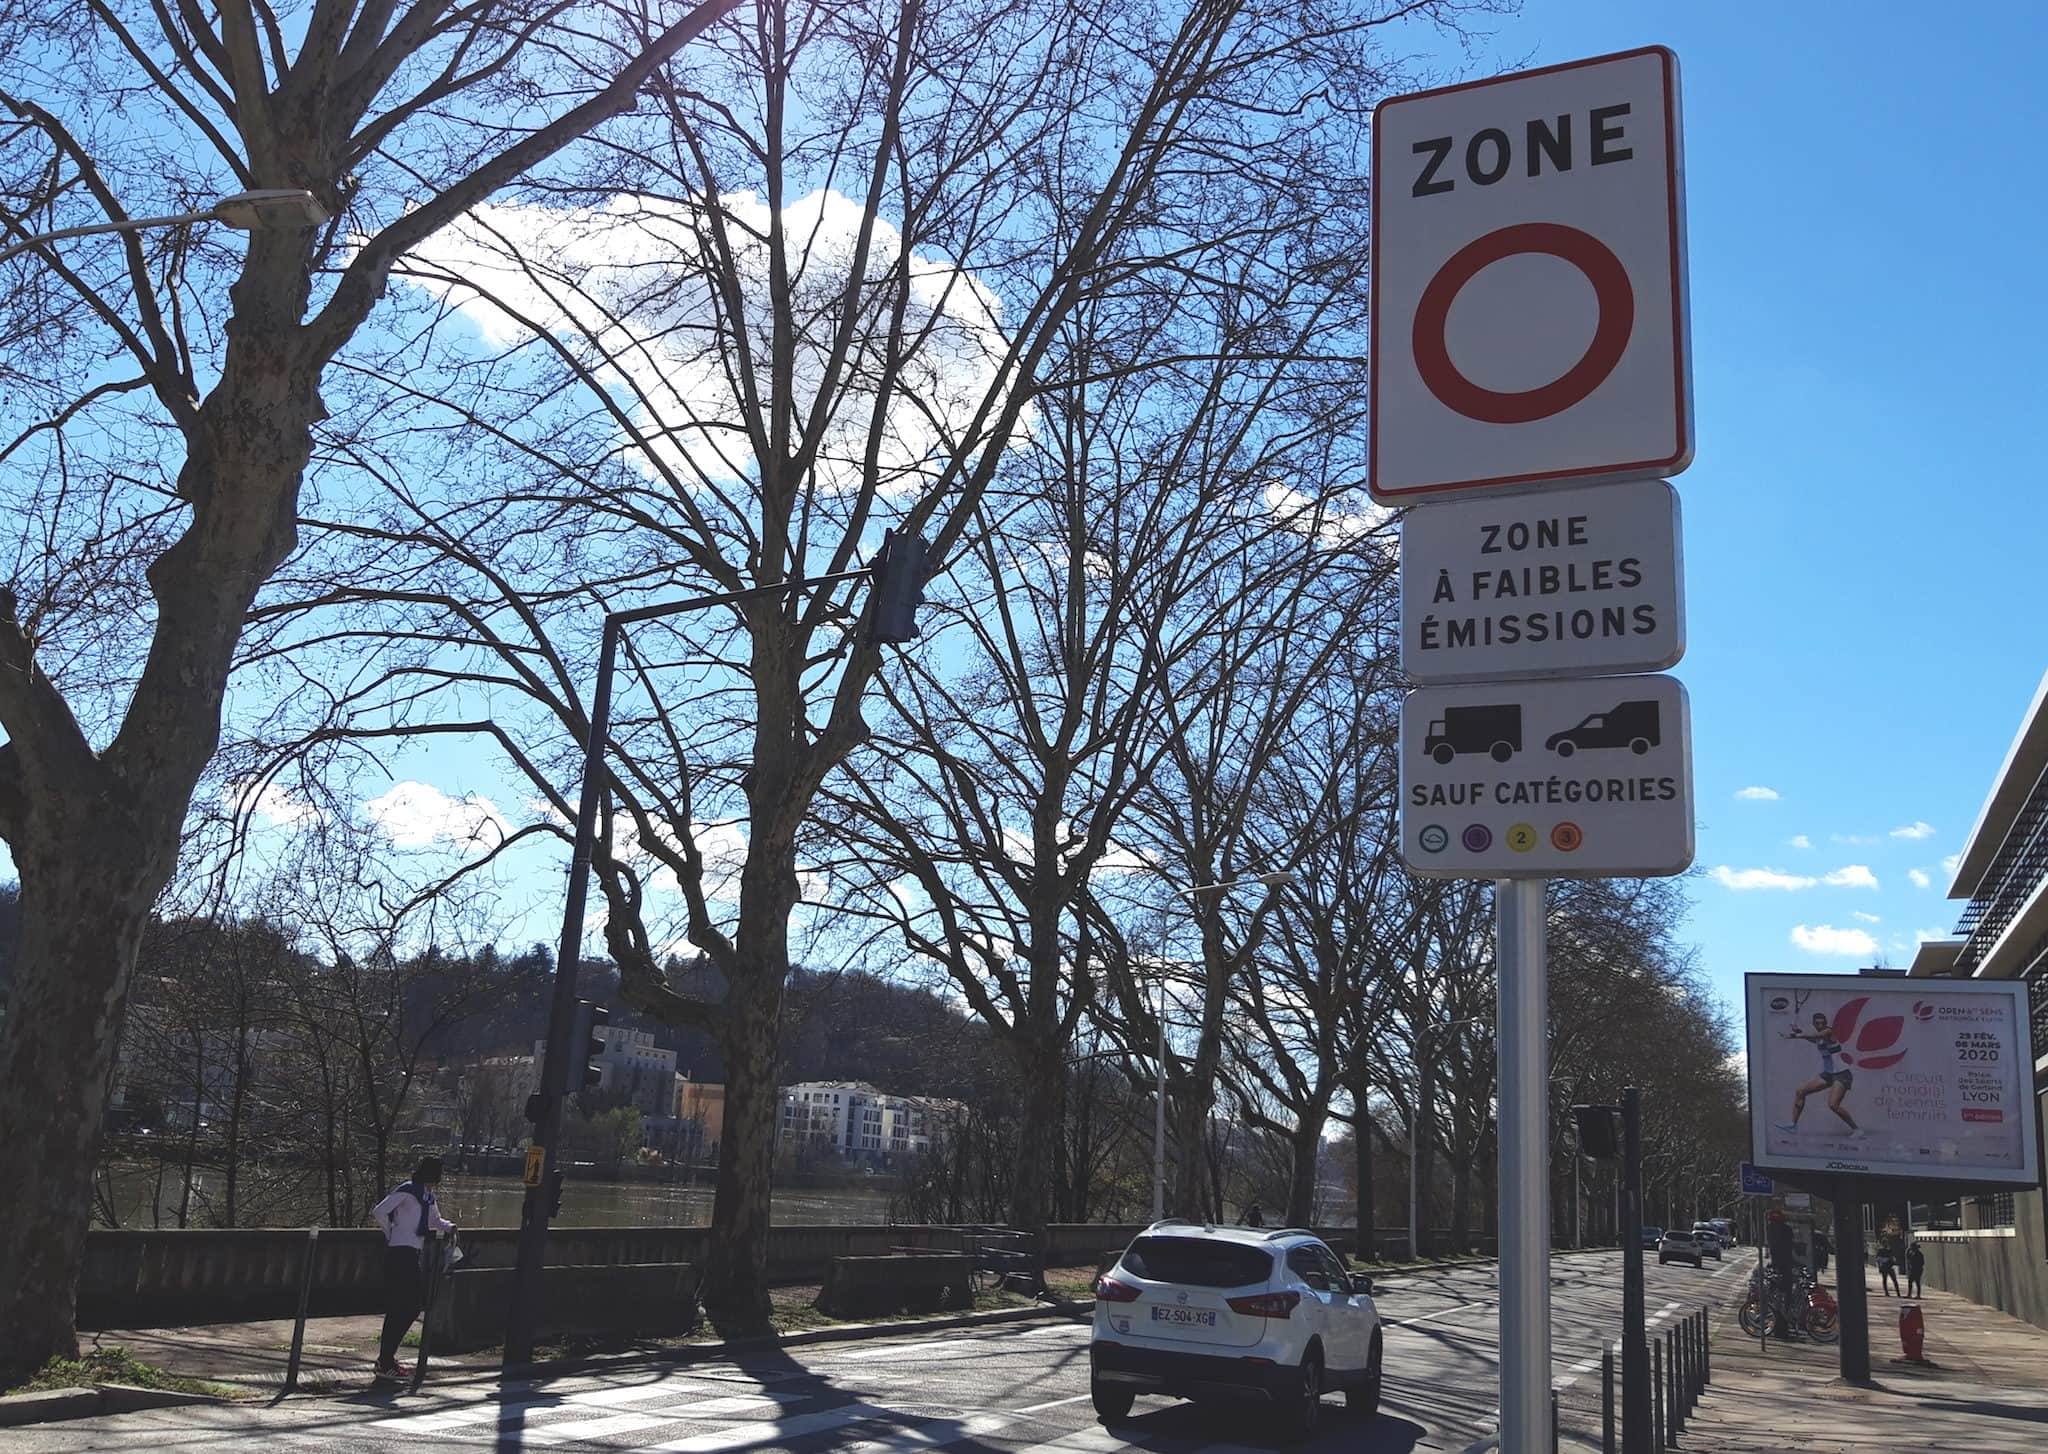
[1424,704,1522,764]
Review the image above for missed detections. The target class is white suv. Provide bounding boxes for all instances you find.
[1090,1221,1384,1437]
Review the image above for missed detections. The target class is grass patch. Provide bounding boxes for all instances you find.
[4,1347,237,1400]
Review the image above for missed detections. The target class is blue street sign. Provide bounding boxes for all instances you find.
[1739,1162,1774,1196]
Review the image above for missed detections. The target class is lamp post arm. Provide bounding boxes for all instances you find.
[0,209,217,267]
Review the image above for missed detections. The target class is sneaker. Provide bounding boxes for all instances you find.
[375,1358,404,1379]
[1774,1122,1798,1134]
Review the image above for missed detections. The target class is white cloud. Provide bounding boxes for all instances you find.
[1787,835,1812,850]
[1851,911,1881,924]
[1914,928,1951,945]
[1734,786,1780,801]
[1908,868,1933,889]
[1263,482,1392,548]
[1822,864,1879,889]
[404,192,1015,501]
[364,782,511,851]
[1791,923,1880,957]
[225,778,318,828]
[1890,820,1936,840]
[1941,853,1961,875]
[1831,833,1881,846]
[1710,866,1816,891]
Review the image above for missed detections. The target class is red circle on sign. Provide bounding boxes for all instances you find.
[1411,223,1635,425]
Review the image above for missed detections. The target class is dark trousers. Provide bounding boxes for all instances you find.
[379,1246,423,1364]
[1908,1274,1923,1298]
[1879,1262,1901,1296]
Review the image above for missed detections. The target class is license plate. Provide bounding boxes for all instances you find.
[1150,1306,1216,1326]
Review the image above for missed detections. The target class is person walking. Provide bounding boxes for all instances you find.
[1907,1240,1926,1299]
[371,1156,456,1380]
[1243,1200,1265,1228]
[1765,1209,1799,1340]
[1876,1238,1901,1298]
[1812,1229,1831,1278]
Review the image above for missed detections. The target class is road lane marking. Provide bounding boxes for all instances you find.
[523,1411,681,1445]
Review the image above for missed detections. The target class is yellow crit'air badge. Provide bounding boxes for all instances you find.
[523,1145,545,1188]
[1507,822,1538,853]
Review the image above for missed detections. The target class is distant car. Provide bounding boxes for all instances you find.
[1690,1224,1724,1259]
[1640,1225,1664,1250]
[1091,1220,1383,1438]
[1659,1230,1703,1268]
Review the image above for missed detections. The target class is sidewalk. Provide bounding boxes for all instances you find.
[1685,1269,2048,1453]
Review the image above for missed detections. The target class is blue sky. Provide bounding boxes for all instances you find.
[17,3,2041,1031]
[1478,2,2047,1012]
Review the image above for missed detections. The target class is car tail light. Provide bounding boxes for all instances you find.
[1095,1275,1142,1303]
[1225,1290,1301,1318]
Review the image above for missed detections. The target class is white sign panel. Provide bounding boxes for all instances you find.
[1746,974,2041,1188]
[1401,478,1683,683]
[1399,674,1692,878]
[1370,47,1691,501]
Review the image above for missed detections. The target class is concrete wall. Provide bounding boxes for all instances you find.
[427,1262,698,1353]
[1915,1188,2048,1332]
[80,1223,998,1329]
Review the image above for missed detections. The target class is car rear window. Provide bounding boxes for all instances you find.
[1122,1236,1273,1288]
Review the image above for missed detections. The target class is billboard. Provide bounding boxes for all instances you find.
[1746,973,2041,1188]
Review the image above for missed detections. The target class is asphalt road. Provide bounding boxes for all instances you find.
[9,1250,1747,1454]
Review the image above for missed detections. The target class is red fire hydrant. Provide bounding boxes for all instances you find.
[1899,1302,1927,1362]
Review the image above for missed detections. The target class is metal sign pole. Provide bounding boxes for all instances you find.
[1497,877,1551,1453]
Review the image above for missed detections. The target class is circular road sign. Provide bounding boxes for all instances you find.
[1411,222,1635,425]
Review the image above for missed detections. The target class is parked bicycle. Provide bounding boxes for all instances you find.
[1740,1264,1839,1343]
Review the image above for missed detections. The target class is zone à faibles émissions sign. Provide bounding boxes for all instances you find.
[1370,47,1691,501]
[1400,478,1683,684]
[1745,973,2041,1188]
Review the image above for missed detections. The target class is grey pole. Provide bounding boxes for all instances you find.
[1496,877,1550,1454]
[1152,979,1167,1221]
[1621,1088,1650,1454]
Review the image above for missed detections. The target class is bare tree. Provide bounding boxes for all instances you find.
[236,0,1485,1328]
[0,0,744,1372]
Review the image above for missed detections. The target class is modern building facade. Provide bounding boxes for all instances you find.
[778,1080,957,1166]
[1909,668,2048,1331]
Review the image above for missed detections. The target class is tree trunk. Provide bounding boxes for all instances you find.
[1450,1152,1473,1254]
[1008,1038,1065,1236]
[700,971,783,1333]
[1285,1119,1322,1228]
[0,835,164,1375]
[1353,1120,1378,1259]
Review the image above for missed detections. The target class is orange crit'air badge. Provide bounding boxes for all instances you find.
[523,1144,545,1188]
[1551,822,1584,852]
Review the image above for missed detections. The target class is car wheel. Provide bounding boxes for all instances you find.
[1432,745,1454,765]
[1091,1379,1134,1424]
[1346,1334,1383,1417]
[1630,737,1651,755]
[1490,741,1514,763]
[1284,1351,1324,1440]
[1554,740,1576,758]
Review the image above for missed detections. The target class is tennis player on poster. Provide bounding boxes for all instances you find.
[1775,1010,1865,1137]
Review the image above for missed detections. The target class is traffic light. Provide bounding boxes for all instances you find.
[1573,1103,1621,1160]
[865,529,928,645]
[523,1091,545,1124]
[573,999,609,1092]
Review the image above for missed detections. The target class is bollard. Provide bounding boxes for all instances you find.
[1652,1336,1664,1450]
[1602,1347,1617,1454]
[1702,1307,1712,1386]
[1666,1330,1681,1440]
[1552,1386,1560,1454]
[283,1228,320,1395]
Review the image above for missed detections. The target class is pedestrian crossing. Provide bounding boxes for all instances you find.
[361,1365,1276,1454]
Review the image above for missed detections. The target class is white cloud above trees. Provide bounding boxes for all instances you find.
[1791,923,1879,956]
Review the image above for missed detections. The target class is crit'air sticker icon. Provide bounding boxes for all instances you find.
[1506,823,1538,853]
[1551,822,1584,852]
[1461,824,1493,853]
[1418,824,1450,853]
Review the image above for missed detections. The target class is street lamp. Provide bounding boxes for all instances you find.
[0,188,328,267]
[1151,868,1296,1222]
